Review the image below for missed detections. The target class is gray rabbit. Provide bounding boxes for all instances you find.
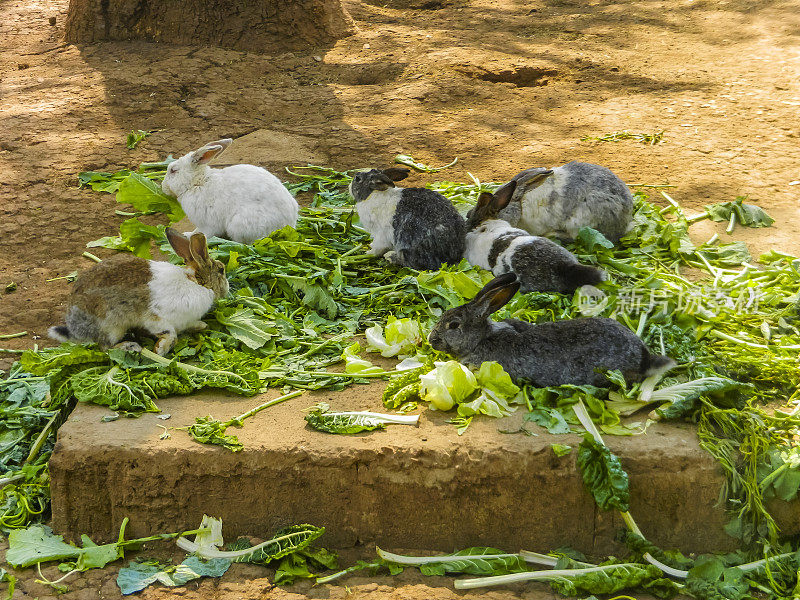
[496,161,633,243]
[464,180,605,294]
[428,273,675,387]
[349,167,466,271]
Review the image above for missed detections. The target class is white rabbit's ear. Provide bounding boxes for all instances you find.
[206,138,233,150]
[491,179,517,210]
[192,143,227,165]
[188,232,211,265]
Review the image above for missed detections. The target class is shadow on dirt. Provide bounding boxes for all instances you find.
[69,39,405,172]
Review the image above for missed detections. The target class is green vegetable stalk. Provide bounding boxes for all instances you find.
[304,403,419,434]
[179,390,303,452]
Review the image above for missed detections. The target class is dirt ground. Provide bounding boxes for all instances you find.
[1,0,799,597]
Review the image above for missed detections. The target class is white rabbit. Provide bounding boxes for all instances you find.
[161,138,299,244]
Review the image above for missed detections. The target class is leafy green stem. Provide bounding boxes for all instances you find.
[24,411,60,465]
[234,390,303,422]
[376,548,520,565]
[453,563,653,589]
[0,331,27,340]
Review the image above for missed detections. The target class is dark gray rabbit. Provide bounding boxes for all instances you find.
[349,167,466,271]
[496,161,633,243]
[428,273,675,387]
[464,181,605,294]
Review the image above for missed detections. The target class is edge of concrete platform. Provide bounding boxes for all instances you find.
[49,390,799,555]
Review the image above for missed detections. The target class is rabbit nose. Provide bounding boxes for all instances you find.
[427,329,439,345]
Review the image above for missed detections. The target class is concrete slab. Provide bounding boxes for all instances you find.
[49,384,798,556]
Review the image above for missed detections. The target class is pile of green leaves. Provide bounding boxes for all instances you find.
[4,514,336,595]
[117,556,230,595]
[179,390,302,451]
[3,157,800,599]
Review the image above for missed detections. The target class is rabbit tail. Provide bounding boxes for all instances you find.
[638,353,678,402]
[48,325,72,342]
[645,354,677,377]
[559,263,606,291]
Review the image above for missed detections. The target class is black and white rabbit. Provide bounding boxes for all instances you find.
[428,273,675,387]
[464,181,605,294]
[496,161,633,243]
[349,167,466,271]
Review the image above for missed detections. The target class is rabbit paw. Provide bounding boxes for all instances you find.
[113,341,143,353]
[185,320,208,333]
[153,332,177,356]
[384,250,402,265]
[367,242,392,257]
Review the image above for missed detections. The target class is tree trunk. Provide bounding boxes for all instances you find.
[65,0,356,51]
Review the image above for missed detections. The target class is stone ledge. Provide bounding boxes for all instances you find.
[49,388,792,554]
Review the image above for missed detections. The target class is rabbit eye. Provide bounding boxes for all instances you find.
[448,321,460,330]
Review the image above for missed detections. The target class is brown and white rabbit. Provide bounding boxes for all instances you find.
[428,273,675,387]
[49,229,229,356]
[464,181,605,294]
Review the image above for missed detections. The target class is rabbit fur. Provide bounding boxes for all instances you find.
[49,229,229,356]
[349,167,466,270]
[465,182,605,294]
[428,273,675,387]
[496,161,633,243]
[161,138,299,244]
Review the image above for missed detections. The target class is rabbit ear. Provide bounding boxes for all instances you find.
[475,191,495,212]
[205,138,233,150]
[192,142,228,165]
[369,172,397,191]
[165,228,194,263]
[383,167,410,182]
[466,191,497,228]
[491,179,517,210]
[472,273,520,316]
[188,232,211,264]
[516,168,554,189]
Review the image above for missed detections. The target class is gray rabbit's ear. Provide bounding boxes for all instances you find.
[475,191,495,213]
[369,172,397,191]
[383,167,410,182]
[516,168,554,189]
[475,273,518,298]
[473,273,520,316]
[491,179,517,210]
[466,191,496,229]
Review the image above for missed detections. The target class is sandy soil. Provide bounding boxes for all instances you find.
[1,0,799,597]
